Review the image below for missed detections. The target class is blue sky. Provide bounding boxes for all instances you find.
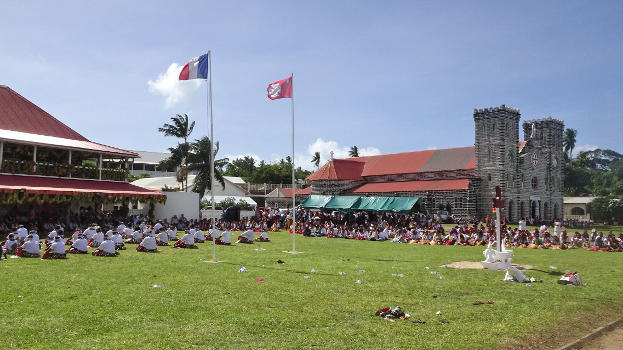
[1,1,621,170]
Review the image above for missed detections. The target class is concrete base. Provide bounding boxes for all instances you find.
[481,260,512,270]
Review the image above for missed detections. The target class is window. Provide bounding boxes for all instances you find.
[571,207,585,215]
[531,176,538,189]
[488,174,492,182]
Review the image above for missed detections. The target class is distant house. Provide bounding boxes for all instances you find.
[131,175,256,208]
[129,151,177,177]
[563,197,596,222]
[265,187,311,208]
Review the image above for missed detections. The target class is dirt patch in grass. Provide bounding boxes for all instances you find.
[498,305,622,350]
[442,261,535,270]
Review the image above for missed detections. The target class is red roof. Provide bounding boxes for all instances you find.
[282,187,311,197]
[518,141,527,152]
[0,86,137,157]
[307,159,365,181]
[0,174,164,198]
[350,179,470,193]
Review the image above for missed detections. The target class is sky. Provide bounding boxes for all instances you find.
[1,1,621,170]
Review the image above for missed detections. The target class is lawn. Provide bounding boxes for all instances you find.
[1,231,622,350]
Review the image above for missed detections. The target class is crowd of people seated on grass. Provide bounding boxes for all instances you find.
[285,210,623,252]
[0,216,275,259]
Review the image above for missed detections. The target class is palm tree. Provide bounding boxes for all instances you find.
[188,136,228,200]
[563,128,577,160]
[311,152,320,168]
[349,146,359,157]
[158,114,195,191]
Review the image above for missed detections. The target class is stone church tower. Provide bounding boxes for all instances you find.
[474,106,563,222]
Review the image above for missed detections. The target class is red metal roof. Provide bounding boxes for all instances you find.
[307,159,365,181]
[0,86,137,157]
[0,174,164,198]
[350,179,470,193]
[281,187,311,197]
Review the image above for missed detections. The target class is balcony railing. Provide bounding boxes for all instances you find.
[1,159,128,182]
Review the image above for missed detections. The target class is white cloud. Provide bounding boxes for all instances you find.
[572,144,598,157]
[147,63,202,108]
[426,145,438,150]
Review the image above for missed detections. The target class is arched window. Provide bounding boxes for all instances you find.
[571,207,585,215]
[531,177,538,189]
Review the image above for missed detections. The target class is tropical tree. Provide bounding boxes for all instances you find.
[311,152,321,168]
[188,136,228,200]
[563,128,577,160]
[349,146,359,157]
[158,114,195,191]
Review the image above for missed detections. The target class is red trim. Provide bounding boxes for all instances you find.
[179,63,190,80]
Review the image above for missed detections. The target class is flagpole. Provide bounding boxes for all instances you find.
[208,50,217,262]
[290,73,296,253]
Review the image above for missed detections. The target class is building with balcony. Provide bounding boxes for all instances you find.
[0,85,164,227]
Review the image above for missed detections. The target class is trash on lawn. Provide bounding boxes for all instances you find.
[355,279,362,284]
[311,269,317,273]
[525,284,533,287]
[152,284,163,288]
[255,248,266,251]
[503,267,536,283]
[338,271,346,275]
[153,274,157,278]
[277,259,285,264]
[375,306,410,320]
[439,276,443,280]
[255,278,264,282]
[261,265,265,268]
[436,310,441,315]
[392,273,404,278]
[473,301,484,305]
[359,270,366,273]
[432,295,438,299]
[487,300,494,304]
[239,266,247,273]
[412,319,426,324]
[10,255,19,259]
[303,275,311,279]
[558,272,583,286]
[430,271,438,275]
[549,265,557,269]
[425,266,430,270]
[440,319,449,324]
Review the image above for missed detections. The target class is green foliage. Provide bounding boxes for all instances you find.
[588,197,623,225]
[158,114,195,191]
[311,152,320,168]
[563,128,577,160]
[161,184,180,192]
[128,173,151,183]
[1,232,621,349]
[188,137,228,199]
[224,156,311,184]
[563,149,622,197]
[224,156,256,179]
[349,145,359,157]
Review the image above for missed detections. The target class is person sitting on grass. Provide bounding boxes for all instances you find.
[208,227,221,242]
[70,229,82,244]
[124,228,143,244]
[174,230,198,249]
[16,234,40,258]
[89,227,105,248]
[92,234,118,257]
[47,225,61,243]
[156,228,169,246]
[68,234,89,254]
[237,229,255,244]
[111,229,126,250]
[194,227,206,243]
[83,225,97,241]
[167,225,178,241]
[42,236,67,259]
[216,229,231,245]
[136,232,158,253]
[2,234,18,256]
[255,231,270,242]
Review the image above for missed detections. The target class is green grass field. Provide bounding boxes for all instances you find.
[1,231,622,350]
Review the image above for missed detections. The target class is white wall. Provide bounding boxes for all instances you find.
[200,209,255,220]
[154,192,199,221]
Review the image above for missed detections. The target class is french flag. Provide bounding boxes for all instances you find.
[179,53,209,80]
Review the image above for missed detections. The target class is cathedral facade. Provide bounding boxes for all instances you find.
[306,105,564,223]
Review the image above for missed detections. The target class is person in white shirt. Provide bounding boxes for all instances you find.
[553,220,562,241]
[217,230,231,245]
[137,232,158,252]
[17,235,40,257]
[167,225,178,241]
[47,227,59,242]
[123,226,134,240]
[194,228,206,243]
[69,234,89,254]
[378,229,389,241]
[16,225,28,243]
[237,229,255,244]
[174,231,198,249]
[209,228,221,242]
[156,229,169,246]
[92,235,118,257]
[29,230,40,243]
[125,229,142,244]
[89,228,105,248]
[71,229,82,243]
[112,231,126,250]
[42,236,67,259]
[83,226,97,240]
[255,231,270,242]
[3,234,18,257]
[518,218,527,231]
[153,221,163,232]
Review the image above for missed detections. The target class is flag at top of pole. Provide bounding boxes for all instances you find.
[267,76,293,100]
[179,53,209,80]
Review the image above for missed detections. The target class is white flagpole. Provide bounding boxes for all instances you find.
[208,50,217,262]
[290,73,296,253]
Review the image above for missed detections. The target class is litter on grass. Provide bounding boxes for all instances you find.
[311,269,317,273]
[425,266,430,270]
[355,280,362,284]
[255,278,264,282]
[239,267,247,273]
[359,270,366,273]
[558,272,583,286]
[549,266,557,269]
[430,271,438,275]
[375,306,410,321]
[304,275,311,279]
[436,310,441,315]
[255,248,266,251]
[338,271,346,275]
[392,273,404,278]
[152,284,163,288]
[503,267,537,283]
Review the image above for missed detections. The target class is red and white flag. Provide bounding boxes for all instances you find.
[267,76,293,100]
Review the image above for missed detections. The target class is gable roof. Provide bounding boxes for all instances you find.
[307,146,475,180]
[0,86,136,157]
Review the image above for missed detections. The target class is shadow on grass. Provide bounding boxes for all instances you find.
[527,268,564,276]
